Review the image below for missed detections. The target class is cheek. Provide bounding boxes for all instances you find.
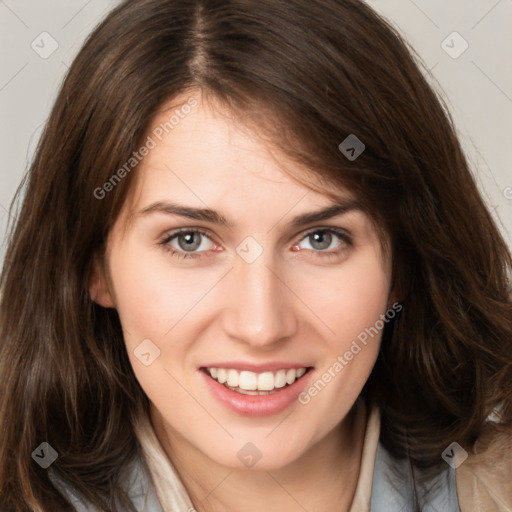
[294,252,390,430]
[108,239,206,344]
[107,242,199,411]
[106,240,225,400]
[296,248,392,348]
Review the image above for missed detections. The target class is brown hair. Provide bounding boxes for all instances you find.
[1,0,511,510]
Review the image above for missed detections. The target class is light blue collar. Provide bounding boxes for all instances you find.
[370,441,461,511]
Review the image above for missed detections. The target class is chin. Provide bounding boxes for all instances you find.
[201,435,310,472]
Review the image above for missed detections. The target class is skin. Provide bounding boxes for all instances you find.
[90,91,394,512]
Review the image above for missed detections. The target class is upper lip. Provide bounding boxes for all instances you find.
[200,361,312,372]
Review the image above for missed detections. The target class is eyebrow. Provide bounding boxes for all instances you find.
[137,199,362,229]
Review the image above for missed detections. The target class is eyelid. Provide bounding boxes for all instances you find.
[161,226,215,243]
[294,227,352,256]
[298,226,352,242]
[159,227,219,252]
[159,225,352,259]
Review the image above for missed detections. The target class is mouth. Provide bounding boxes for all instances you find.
[199,365,314,416]
[201,366,310,395]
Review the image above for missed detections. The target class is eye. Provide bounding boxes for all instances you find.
[159,227,351,261]
[159,228,217,260]
[294,228,351,258]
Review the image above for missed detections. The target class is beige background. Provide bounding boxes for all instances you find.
[1,0,511,267]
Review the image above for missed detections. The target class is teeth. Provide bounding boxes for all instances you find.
[216,368,227,384]
[227,369,239,387]
[258,371,275,391]
[206,366,308,391]
[274,370,287,389]
[239,371,257,390]
[286,369,296,385]
[236,388,279,396]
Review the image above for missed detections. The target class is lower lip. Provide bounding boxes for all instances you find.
[200,369,313,417]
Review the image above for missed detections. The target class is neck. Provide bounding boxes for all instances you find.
[150,402,367,512]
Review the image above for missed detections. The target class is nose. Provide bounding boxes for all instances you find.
[221,252,298,348]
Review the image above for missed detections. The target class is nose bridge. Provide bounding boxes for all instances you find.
[222,251,297,346]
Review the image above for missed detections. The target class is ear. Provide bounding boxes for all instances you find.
[88,252,116,308]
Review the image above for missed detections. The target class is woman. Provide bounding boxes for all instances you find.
[1,0,511,510]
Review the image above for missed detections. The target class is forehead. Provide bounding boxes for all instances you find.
[125,93,355,219]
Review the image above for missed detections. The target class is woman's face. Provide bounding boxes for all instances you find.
[91,92,393,470]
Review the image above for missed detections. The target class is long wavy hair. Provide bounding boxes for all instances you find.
[1,0,511,510]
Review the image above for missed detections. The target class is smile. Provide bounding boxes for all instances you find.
[205,367,308,395]
[200,365,314,416]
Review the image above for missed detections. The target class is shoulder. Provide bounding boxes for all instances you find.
[456,424,512,511]
[365,404,459,511]
[120,454,165,512]
[370,440,460,511]
[371,420,512,512]
[49,454,164,512]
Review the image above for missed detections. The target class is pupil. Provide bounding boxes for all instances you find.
[311,232,331,250]
[179,232,201,251]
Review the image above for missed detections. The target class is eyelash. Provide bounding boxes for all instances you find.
[158,227,352,261]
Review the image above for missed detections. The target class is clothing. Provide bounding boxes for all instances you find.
[131,397,381,512]
[51,401,512,511]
